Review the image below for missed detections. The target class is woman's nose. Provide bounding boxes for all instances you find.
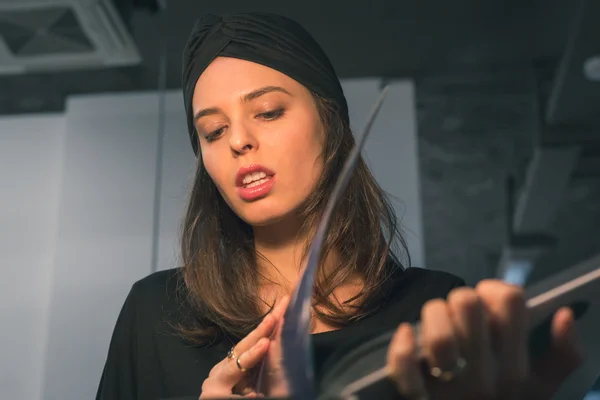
[229,122,258,156]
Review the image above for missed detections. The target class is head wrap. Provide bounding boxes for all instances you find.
[182,12,349,155]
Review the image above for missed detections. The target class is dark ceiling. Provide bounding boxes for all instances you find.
[0,0,596,117]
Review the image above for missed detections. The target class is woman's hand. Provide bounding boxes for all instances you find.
[200,296,289,399]
[387,280,584,400]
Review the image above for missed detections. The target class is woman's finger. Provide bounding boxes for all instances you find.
[540,307,584,380]
[447,287,496,398]
[551,307,582,361]
[420,299,461,380]
[271,295,290,321]
[232,315,275,357]
[243,391,264,398]
[476,280,528,397]
[387,322,428,399]
[263,302,292,398]
[234,296,289,356]
[223,337,271,386]
[203,296,290,397]
[549,307,584,380]
[239,385,262,397]
[525,307,585,399]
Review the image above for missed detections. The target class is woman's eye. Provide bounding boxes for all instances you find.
[205,127,225,142]
[257,109,285,120]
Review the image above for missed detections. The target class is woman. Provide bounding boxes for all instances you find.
[96,12,583,400]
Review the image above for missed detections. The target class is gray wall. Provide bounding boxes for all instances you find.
[41,93,164,400]
[0,79,421,400]
[352,80,423,268]
[0,114,65,400]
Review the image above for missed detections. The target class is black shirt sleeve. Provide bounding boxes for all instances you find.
[96,284,139,400]
[95,270,216,400]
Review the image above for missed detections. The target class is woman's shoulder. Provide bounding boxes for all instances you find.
[124,268,187,323]
[98,268,214,399]
[132,267,182,293]
[129,267,182,298]
[382,266,466,307]
[401,266,466,288]
[382,254,466,292]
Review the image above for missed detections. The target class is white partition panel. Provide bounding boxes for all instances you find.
[344,79,424,268]
[0,114,65,400]
[155,92,196,272]
[41,93,160,400]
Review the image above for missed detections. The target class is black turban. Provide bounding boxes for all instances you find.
[182,12,349,155]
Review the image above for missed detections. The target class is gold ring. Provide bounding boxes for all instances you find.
[236,356,247,372]
[430,357,467,382]
[227,346,236,361]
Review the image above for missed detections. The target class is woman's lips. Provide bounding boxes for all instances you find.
[237,175,276,201]
[236,164,276,187]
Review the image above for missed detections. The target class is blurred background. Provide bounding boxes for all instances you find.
[0,0,599,399]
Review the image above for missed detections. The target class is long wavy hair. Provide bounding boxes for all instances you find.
[177,92,410,345]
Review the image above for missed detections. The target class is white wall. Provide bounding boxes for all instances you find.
[345,79,424,268]
[0,79,421,400]
[0,114,65,400]
[155,92,196,272]
[41,93,167,400]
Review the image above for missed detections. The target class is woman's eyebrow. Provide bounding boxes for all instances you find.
[242,85,292,102]
[194,107,221,122]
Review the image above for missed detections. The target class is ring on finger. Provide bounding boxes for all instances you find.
[236,355,247,372]
[227,346,236,361]
[429,356,467,382]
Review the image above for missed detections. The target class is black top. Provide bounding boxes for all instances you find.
[95,267,465,400]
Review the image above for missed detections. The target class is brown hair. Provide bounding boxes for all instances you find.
[177,92,409,345]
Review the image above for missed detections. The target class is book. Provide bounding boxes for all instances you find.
[317,252,600,399]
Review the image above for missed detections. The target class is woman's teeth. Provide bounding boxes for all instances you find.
[242,171,268,186]
[245,177,270,188]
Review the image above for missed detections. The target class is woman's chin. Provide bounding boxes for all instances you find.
[236,205,298,229]
[240,213,285,227]
[229,196,305,229]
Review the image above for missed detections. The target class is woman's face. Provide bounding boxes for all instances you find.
[192,57,325,227]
